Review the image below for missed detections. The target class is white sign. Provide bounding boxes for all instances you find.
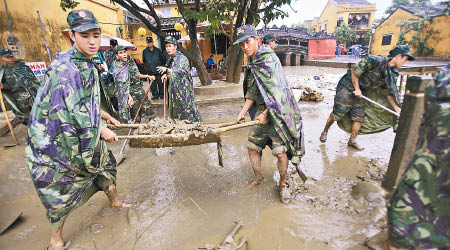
[26,62,47,77]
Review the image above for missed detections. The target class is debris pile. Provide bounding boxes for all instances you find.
[137,118,211,136]
[286,73,344,102]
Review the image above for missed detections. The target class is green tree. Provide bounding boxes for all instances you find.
[60,0,79,12]
[186,0,295,83]
[290,22,315,35]
[334,25,356,46]
[385,0,432,16]
[362,31,372,45]
[399,13,435,56]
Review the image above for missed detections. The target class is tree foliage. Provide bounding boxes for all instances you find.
[290,22,315,35]
[334,25,356,45]
[399,12,435,56]
[362,31,371,45]
[60,0,79,12]
[385,0,432,16]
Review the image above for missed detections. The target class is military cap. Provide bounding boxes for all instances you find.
[0,48,14,58]
[110,39,118,46]
[164,36,178,45]
[114,45,128,54]
[262,34,276,44]
[389,45,414,61]
[67,9,101,32]
[233,25,257,45]
[146,37,153,43]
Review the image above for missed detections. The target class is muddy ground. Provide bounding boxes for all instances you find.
[0,66,395,250]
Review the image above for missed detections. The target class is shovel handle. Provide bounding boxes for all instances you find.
[213,120,260,133]
[107,123,144,129]
[0,88,19,145]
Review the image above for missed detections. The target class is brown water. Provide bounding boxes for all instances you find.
[0,94,395,250]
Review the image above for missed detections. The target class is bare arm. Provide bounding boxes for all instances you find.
[101,109,120,126]
[351,71,362,98]
[386,95,401,115]
[237,99,255,121]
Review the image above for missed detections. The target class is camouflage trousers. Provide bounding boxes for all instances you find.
[247,121,287,155]
[387,149,450,249]
[331,86,365,123]
[116,91,131,123]
[130,84,154,123]
[29,150,117,228]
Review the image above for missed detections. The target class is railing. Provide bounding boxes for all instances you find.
[349,24,369,30]
[397,65,445,102]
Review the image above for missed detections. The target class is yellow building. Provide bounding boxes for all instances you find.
[125,2,228,65]
[371,5,450,59]
[314,0,376,42]
[0,0,124,64]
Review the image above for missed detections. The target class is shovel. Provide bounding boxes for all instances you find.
[361,95,400,117]
[0,88,19,148]
[114,80,153,166]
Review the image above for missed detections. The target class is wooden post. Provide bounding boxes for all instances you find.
[398,75,404,100]
[382,75,432,192]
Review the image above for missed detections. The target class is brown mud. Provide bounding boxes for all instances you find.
[0,67,396,250]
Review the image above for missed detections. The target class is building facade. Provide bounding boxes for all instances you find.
[0,0,124,64]
[371,5,450,59]
[313,0,376,43]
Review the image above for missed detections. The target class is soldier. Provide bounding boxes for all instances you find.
[157,36,202,122]
[235,25,305,204]
[0,48,40,123]
[128,56,156,122]
[104,38,117,69]
[319,45,414,150]
[111,45,133,123]
[25,10,131,250]
[387,64,450,250]
[262,34,277,50]
[143,37,166,100]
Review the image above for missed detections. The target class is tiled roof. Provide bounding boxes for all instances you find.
[333,0,372,6]
[258,26,336,40]
[399,4,447,17]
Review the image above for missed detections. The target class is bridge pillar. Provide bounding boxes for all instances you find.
[282,52,292,66]
[295,54,301,66]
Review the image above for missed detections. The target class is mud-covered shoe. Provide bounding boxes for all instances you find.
[348,139,364,150]
[280,187,291,204]
[319,131,327,142]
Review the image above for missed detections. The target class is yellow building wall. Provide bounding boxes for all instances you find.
[371,8,420,56]
[426,15,450,58]
[315,0,375,34]
[0,0,124,64]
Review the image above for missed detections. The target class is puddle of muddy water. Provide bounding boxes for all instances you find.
[0,71,395,250]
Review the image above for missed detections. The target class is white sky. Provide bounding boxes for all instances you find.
[268,0,442,27]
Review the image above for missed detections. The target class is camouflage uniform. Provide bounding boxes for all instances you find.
[128,58,153,122]
[332,55,400,123]
[387,64,450,249]
[0,58,40,122]
[165,48,202,122]
[104,48,115,69]
[25,46,117,228]
[243,42,305,165]
[111,59,131,123]
[245,69,286,155]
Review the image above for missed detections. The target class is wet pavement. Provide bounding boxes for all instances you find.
[0,67,395,250]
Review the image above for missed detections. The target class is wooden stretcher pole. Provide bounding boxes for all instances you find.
[212,120,260,133]
[0,88,18,145]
